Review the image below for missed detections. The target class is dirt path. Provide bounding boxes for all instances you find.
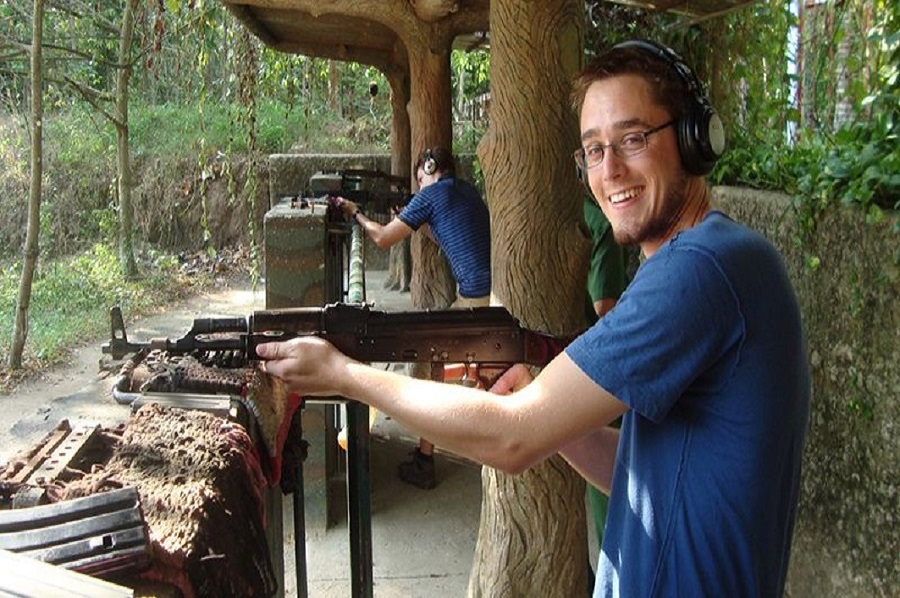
[0,281,264,465]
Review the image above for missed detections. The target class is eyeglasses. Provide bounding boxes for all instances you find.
[573,120,676,170]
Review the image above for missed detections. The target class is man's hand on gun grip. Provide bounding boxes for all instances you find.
[488,363,534,395]
[340,197,357,215]
[256,336,348,397]
[326,194,356,215]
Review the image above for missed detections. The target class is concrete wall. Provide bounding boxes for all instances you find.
[713,187,898,597]
[267,153,479,273]
[268,154,392,271]
[267,153,479,201]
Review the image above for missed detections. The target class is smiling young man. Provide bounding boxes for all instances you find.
[259,41,810,597]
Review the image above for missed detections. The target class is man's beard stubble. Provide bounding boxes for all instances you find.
[611,176,689,247]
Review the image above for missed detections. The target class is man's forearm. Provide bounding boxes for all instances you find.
[352,210,381,241]
[559,427,620,494]
[353,210,412,249]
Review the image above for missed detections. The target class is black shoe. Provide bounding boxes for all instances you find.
[397,448,437,489]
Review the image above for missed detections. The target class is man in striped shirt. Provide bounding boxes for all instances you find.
[336,146,491,488]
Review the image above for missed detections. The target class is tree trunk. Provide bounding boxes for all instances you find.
[407,45,455,310]
[799,1,830,129]
[9,0,44,370]
[469,0,590,596]
[116,0,139,278]
[385,66,412,292]
[387,66,412,183]
[831,2,856,131]
[328,59,342,117]
[481,0,587,329]
[469,458,587,597]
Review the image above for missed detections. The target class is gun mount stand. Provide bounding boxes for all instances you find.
[265,195,376,598]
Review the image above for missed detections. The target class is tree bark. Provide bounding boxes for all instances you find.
[469,458,587,597]
[480,0,587,329]
[116,0,139,278]
[327,59,342,117]
[384,65,412,292]
[407,44,456,310]
[469,0,590,595]
[9,0,44,370]
[831,3,856,131]
[387,64,412,183]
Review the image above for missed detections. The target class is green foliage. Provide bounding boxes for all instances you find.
[707,0,900,232]
[45,109,113,166]
[453,120,487,156]
[257,104,309,152]
[0,243,194,370]
[584,3,673,57]
[799,127,899,212]
[126,102,308,156]
[451,49,490,154]
[452,49,491,98]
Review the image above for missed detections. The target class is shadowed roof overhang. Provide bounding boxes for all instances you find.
[221,0,755,65]
[602,0,757,24]
[223,5,407,67]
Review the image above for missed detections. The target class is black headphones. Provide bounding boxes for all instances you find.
[422,149,437,175]
[614,39,725,175]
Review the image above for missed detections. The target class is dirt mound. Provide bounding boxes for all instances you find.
[0,278,263,467]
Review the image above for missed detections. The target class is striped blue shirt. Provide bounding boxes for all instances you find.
[398,175,491,298]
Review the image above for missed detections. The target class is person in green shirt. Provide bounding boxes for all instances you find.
[584,197,628,322]
[582,195,628,589]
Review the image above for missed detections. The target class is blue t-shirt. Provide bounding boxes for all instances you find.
[398,175,491,298]
[566,212,810,597]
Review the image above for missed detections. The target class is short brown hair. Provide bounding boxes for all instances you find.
[570,45,692,122]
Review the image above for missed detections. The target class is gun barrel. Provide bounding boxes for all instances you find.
[154,316,250,354]
[189,316,248,334]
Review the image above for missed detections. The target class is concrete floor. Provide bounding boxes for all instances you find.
[283,268,482,597]
[285,430,482,597]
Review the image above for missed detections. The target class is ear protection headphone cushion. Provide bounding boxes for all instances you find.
[677,98,725,175]
[613,40,725,175]
[576,161,587,185]
[576,157,594,199]
[422,149,437,175]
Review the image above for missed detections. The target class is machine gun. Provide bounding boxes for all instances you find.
[100,303,574,595]
[308,169,412,216]
[103,303,572,388]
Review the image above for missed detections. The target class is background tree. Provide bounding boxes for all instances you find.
[113,0,139,278]
[8,0,44,369]
[1,0,146,277]
[62,0,142,277]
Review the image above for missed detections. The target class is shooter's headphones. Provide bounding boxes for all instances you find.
[613,39,725,175]
[422,149,437,175]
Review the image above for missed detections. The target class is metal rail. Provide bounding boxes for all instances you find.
[344,221,373,598]
[293,215,374,598]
